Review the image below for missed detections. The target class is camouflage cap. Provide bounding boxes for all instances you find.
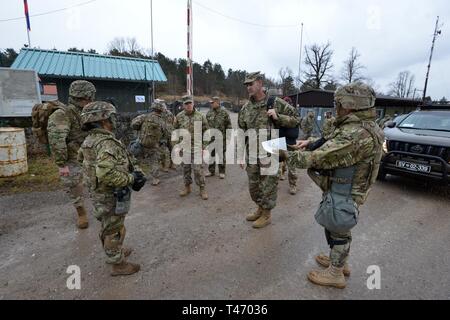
[244,71,264,85]
[81,101,116,126]
[209,96,220,103]
[334,81,376,111]
[182,95,193,104]
[151,101,165,111]
[69,80,96,100]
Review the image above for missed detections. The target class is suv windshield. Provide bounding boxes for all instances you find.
[398,112,450,132]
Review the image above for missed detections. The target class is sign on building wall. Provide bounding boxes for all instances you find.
[135,95,146,103]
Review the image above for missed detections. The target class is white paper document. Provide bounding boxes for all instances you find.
[262,137,287,154]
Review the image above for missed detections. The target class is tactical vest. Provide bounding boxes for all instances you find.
[80,133,133,192]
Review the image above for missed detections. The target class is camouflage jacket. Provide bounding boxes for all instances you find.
[287,109,384,205]
[160,109,175,141]
[173,109,209,151]
[238,96,300,161]
[47,103,87,167]
[131,112,168,147]
[301,114,315,134]
[206,107,232,136]
[321,116,336,138]
[78,128,137,193]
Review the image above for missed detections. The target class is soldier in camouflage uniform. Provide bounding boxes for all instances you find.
[173,95,209,200]
[205,96,232,179]
[47,80,95,229]
[159,100,175,171]
[131,101,168,186]
[285,82,384,288]
[301,111,315,139]
[321,111,336,138]
[238,72,301,229]
[78,101,147,276]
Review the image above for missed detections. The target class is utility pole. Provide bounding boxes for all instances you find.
[295,22,304,108]
[422,16,442,103]
[150,0,155,103]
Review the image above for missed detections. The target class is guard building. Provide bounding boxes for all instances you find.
[11,48,167,112]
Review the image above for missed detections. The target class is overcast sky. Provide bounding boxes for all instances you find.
[1,0,449,99]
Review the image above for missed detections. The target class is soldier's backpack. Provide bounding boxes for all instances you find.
[31,100,66,144]
[267,96,299,145]
[139,115,162,148]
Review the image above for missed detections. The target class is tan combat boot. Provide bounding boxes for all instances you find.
[200,187,209,200]
[152,178,160,186]
[307,265,346,289]
[252,209,271,229]
[315,253,351,277]
[289,185,297,195]
[179,184,192,197]
[111,260,140,276]
[246,207,263,222]
[219,173,225,179]
[76,206,89,229]
[205,171,214,177]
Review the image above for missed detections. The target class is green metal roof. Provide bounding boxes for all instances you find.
[11,48,167,82]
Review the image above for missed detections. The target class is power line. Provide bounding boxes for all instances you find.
[193,1,299,28]
[0,0,99,22]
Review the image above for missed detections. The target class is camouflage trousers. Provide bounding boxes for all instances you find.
[182,152,205,187]
[246,164,279,210]
[143,146,161,179]
[60,162,84,209]
[325,229,353,268]
[280,161,297,187]
[208,143,227,175]
[92,193,127,265]
[159,143,171,169]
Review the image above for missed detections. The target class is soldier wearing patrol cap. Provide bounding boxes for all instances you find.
[285,81,384,289]
[205,96,232,179]
[131,101,168,186]
[173,95,210,200]
[238,72,301,229]
[47,80,96,229]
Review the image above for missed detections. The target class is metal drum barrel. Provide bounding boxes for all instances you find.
[0,127,28,177]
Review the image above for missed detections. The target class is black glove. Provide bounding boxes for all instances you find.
[131,171,147,191]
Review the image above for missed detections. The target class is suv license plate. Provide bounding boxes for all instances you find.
[396,160,431,173]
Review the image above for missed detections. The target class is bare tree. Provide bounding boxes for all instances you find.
[303,42,334,89]
[108,37,127,55]
[341,47,365,83]
[389,71,415,98]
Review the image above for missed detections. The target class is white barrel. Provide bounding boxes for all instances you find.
[0,127,28,177]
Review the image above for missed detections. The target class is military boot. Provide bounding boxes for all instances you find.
[152,178,160,186]
[219,173,225,179]
[246,207,263,222]
[315,253,351,276]
[252,209,271,229]
[76,206,89,229]
[205,171,214,177]
[111,260,140,276]
[289,185,297,195]
[307,265,346,289]
[179,184,192,197]
[200,187,209,200]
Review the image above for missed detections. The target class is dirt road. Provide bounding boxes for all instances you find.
[1,112,449,300]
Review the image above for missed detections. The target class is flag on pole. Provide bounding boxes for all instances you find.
[23,0,31,31]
